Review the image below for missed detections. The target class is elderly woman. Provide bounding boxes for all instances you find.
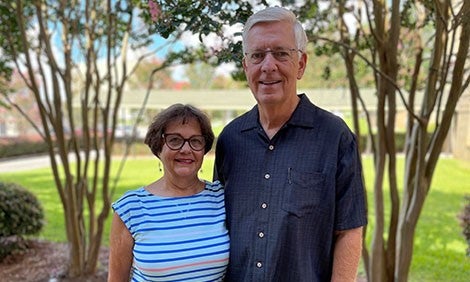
[108,104,229,282]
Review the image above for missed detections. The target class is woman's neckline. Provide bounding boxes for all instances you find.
[144,179,207,198]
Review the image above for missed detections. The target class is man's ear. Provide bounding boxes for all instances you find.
[297,52,308,80]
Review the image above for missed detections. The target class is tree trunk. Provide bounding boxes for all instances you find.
[2,0,148,277]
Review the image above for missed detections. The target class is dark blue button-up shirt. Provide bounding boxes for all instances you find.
[214,94,367,281]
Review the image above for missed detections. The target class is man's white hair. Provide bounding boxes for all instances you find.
[242,6,308,54]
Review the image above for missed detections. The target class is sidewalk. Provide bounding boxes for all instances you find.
[0,154,52,173]
[0,151,137,173]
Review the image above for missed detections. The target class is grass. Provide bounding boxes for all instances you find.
[0,155,469,281]
[359,156,470,281]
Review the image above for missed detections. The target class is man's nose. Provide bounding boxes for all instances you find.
[260,53,278,71]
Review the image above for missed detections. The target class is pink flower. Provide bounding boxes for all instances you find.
[149,0,160,22]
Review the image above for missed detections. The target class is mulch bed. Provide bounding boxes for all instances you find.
[0,239,109,282]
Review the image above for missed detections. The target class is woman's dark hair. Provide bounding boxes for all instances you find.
[144,104,215,157]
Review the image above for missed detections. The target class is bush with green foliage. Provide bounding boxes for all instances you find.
[0,182,44,236]
[0,235,29,261]
[0,140,50,158]
[0,182,44,260]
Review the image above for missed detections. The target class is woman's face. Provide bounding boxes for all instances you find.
[159,118,205,179]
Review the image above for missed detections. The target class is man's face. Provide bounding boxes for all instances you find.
[243,20,307,106]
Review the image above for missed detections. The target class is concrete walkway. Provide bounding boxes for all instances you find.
[0,151,135,173]
[0,154,52,173]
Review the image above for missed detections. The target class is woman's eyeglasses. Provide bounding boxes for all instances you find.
[162,133,206,151]
[244,48,300,64]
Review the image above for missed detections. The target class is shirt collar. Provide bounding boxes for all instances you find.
[240,94,316,132]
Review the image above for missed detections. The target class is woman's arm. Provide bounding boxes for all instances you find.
[108,212,134,282]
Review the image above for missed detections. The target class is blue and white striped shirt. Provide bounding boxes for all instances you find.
[112,180,229,281]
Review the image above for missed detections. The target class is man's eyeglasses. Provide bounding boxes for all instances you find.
[162,133,206,151]
[244,48,300,64]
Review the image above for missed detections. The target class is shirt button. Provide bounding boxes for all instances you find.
[268,145,274,150]
[256,261,263,268]
[264,173,270,179]
[258,232,265,238]
[261,203,267,209]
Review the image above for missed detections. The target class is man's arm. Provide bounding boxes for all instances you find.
[332,226,363,282]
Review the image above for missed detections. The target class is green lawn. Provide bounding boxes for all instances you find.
[0,155,469,281]
[360,157,470,281]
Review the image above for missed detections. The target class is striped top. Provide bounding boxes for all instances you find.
[112,180,229,281]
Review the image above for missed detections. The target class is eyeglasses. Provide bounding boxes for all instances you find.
[162,133,206,151]
[244,48,300,64]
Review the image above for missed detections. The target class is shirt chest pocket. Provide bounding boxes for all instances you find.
[281,169,326,217]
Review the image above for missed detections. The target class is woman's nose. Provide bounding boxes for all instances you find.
[179,140,192,151]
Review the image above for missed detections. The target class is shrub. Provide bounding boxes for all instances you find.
[0,139,50,158]
[0,182,44,261]
[459,195,470,257]
[357,132,434,153]
[0,235,29,262]
[0,182,44,237]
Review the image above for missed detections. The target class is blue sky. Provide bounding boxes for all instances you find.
[151,34,185,60]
